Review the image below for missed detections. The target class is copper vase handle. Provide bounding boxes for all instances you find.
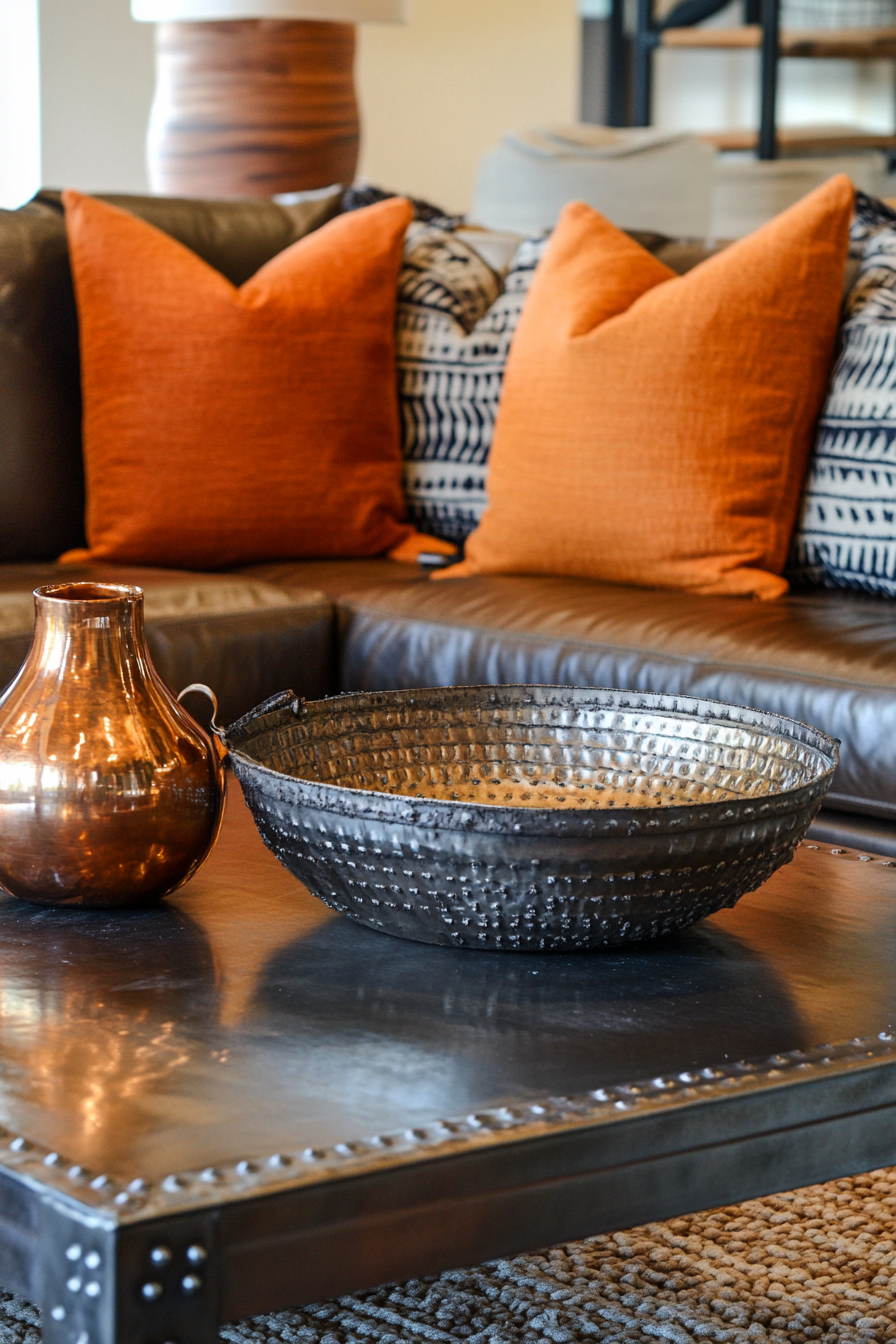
[178,683,225,742]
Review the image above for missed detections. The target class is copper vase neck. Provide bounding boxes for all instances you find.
[30,583,148,678]
[34,582,144,620]
[37,582,142,603]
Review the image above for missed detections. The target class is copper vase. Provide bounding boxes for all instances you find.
[0,583,225,908]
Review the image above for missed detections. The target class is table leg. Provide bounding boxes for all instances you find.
[41,1204,219,1344]
[39,1205,115,1344]
[758,0,780,160]
[608,0,629,126]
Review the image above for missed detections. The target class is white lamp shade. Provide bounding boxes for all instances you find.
[133,0,406,19]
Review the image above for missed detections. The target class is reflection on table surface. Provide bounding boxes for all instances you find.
[0,784,892,1184]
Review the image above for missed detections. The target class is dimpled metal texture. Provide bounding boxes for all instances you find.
[226,686,838,952]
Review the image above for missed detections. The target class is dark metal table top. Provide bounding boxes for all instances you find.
[4,783,896,1344]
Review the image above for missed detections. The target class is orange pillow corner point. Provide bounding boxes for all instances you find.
[430,559,474,581]
[387,531,458,565]
[693,567,791,602]
[57,548,93,567]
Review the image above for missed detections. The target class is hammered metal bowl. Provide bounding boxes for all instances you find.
[225,685,838,952]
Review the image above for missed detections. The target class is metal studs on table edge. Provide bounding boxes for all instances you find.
[181,1275,202,1295]
[126,1037,896,1201]
[806,845,896,867]
[3,1033,896,1212]
[150,1246,172,1267]
[141,1282,163,1302]
[186,1245,207,1264]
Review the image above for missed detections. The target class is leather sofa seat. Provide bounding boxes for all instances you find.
[0,564,332,726]
[244,559,896,840]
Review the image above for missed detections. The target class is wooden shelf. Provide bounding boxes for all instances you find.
[700,125,896,152]
[660,24,896,59]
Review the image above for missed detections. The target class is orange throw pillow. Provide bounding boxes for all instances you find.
[62,191,450,569]
[446,175,854,599]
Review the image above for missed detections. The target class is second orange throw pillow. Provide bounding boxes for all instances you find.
[449,175,854,599]
[63,191,443,569]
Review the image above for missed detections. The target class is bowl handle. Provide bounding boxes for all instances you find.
[221,689,306,745]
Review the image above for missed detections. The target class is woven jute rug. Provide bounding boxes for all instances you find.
[5,1169,896,1344]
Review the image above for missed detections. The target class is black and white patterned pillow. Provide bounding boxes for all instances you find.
[396,224,547,545]
[790,193,896,595]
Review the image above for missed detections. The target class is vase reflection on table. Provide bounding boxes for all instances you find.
[0,582,225,908]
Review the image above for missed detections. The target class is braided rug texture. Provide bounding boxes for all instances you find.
[7,1170,896,1344]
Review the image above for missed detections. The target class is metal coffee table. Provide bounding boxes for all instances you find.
[1,784,895,1344]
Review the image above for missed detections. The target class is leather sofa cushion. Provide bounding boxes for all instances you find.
[0,564,333,726]
[244,557,429,598]
[0,201,85,562]
[243,560,896,823]
[0,190,342,564]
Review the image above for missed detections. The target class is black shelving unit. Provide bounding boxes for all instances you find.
[608,0,781,158]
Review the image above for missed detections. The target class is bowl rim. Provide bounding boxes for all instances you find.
[225,685,839,840]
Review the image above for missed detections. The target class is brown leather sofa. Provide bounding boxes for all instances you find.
[3,189,895,855]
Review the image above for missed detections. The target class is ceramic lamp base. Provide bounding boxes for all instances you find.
[147,18,359,198]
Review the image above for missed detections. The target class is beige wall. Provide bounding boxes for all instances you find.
[356,0,581,215]
[36,0,579,206]
[40,0,155,193]
[33,0,895,208]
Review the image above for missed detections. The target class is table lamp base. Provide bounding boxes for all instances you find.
[147,19,359,198]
